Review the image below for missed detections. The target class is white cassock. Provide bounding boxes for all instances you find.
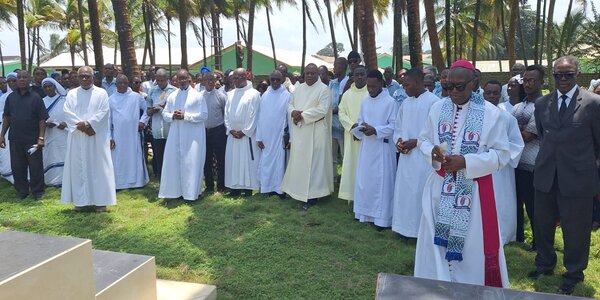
[61,86,117,207]
[224,84,261,190]
[43,94,68,186]
[392,90,440,237]
[158,86,207,201]
[492,108,524,244]
[338,84,368,201]
[109,89,149,189]
[256,86,291,194]
[353,91,397,227]
[414,99,511,287]
[281,80,333,202]
[0,90,14,183]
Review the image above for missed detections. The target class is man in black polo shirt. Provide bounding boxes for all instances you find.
[0,70,49,199]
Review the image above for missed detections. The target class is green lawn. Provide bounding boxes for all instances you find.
[0,178,599,299]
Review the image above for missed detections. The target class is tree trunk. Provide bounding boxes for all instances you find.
[471,0,482,66]
[301,0,307,74]
[533,0,542,65]
[393,0,403,72]
[0,44,4,76]
[70,45,75,69]
[77,0,89,65]
[424,0,445,70]
[167,18,172,75]
[88,0,104,76]
[141,0,153,69]
[546,0,556,89]
[201,16,207,66]
[151,17,156,65]
[507,0,519,67]
[353,0,359,52]
[342,0,354,51]
[111,0,140,80]
[266,6,277,68]
[235,11,243,68]
[324,0,338,59]
[539,0,547,63]
[445,0,451,66]
[517,11,528,66]
[556,0,573,58]
[246,0,257,71]
[406,0,423,68]
[179,0,189,69]
[209,0,222,70]
[357,0,377,69]
[500,2,508,57]
[17,0,26,70]
[36,28,41,67]
[27,28,34,72]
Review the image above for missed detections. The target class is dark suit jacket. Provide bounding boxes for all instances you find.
[534,88,600,197]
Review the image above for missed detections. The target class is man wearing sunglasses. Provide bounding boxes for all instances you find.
[414,60,511,288]
[529,56,600,295]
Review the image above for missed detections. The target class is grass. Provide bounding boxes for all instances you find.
[0,177,599,299]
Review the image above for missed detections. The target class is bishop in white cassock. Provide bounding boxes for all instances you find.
[338,66,368,201]
[224,68,261,195]
[109,75,149,189]
[414,61,511,288]
[483,80,524,244]
[392,69,441,237]
[352,70,397,227]
[281,64,334,209]
[255,71,291,195]
[61,66,117,209]
[158,70,208,201]
[41,78,68,186]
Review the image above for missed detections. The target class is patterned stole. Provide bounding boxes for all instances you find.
[434,92,485,261]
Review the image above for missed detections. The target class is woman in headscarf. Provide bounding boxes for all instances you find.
[41,78,68,186]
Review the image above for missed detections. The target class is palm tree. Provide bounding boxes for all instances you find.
[24,0,64,69]
[178,0,193,69]
[88,0,104,75]
[77,0,89,65]
[392,0,405,72]
[445,0,451,66]
[0,0,16,75]
[545,0,555,87]
[247,0,257,71]
[17,0,26,70]
[424,0,445,70]
[324,0,338,59]
[507,0,518,67]
[406,0,422,68]
[356,0,377,69]
[471,0,482,66]
[111,0,140,79]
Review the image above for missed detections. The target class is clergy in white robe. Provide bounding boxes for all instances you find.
[338,66,368,201]
[255,71,291,195]
[392,69,441,237]
[414,62,511,288]
[41,78,68,186]
[61,66,117,209]
[353,70,397,227]
[109,75,149,189]
[158,70,208,201]
[281,64,334,208]
[224,68,261,195]
[484,80,524,244]
[0,73,16,183]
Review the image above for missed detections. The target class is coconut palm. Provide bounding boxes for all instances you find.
[424,0,445,70]
[88,0,104,75]
[25,0,65,69]
[111,0,140,79]
[0,0,16,75]
[356,0,377,69]
[392,0,406,72]
[406,0,422,68]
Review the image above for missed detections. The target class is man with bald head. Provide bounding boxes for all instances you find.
[158,69,208,201]
[281,63,333,210]
[109,74,149,189]
[255,70,292,198]
[224,68,261,197]
[414,60,512,287]
[0,70,48,199]
[61,66,116,212]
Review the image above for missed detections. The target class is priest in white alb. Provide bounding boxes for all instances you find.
[256,70,291,198]
[109,75,149,189]
[224,68,261,197]
[41,77,68,186]
[338,65,368,202]
[483,80,524,244]
[281,63,333,210]
[392,68,440,237]
[414,61,511,288]
[61,66,116,212]
[352,70,397,228]
[158,69,208,201]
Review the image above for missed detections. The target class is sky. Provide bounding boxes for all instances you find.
[0,0,597,60]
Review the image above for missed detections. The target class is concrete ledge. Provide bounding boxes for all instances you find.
[156,279,217,300]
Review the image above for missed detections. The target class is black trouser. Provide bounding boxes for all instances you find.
[204,124,226,191]
[150,138,166,178]
[10,139,44,197]
[515,168,535,245]
[534,175,593,285]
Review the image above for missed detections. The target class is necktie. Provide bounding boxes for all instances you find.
[559,94,568,118]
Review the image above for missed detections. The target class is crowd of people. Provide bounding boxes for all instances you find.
[0,51,599,295]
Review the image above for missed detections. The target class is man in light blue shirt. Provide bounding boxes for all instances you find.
[384,67,401,97]
[146,68,176,178]
[329,57,348,181]
[101,63,117,96]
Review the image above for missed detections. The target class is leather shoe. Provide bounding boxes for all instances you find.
[556,283,575,295]
[527,269,553,279]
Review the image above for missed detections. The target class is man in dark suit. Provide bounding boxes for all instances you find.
[529,56,600,295]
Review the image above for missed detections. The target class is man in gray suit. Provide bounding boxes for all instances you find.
[529,56,600,295]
